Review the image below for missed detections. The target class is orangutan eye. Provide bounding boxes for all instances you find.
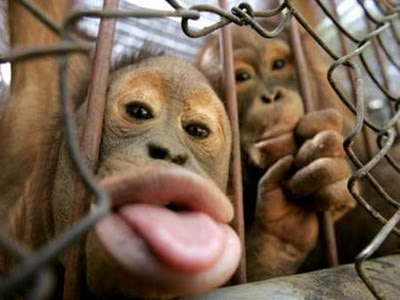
[235,71,252,82]
[185,123,210,139]
[272,58,286,70]
[126,103,154,120]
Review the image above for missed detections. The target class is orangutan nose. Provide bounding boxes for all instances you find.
[261,89,282,104]
[148,143,188,166]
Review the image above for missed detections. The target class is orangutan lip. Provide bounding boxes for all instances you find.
[254,129,291,144]
[99,166,233,223]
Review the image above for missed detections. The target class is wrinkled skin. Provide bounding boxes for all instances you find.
[196,27,356,280]
[0,1,241,299]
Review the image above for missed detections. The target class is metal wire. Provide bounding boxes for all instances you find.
[218,0,246,284]
[62,1,119,299]
[0,1,202,297]
[355,209,400,300]
[180,2,290,38]
[0,0,399,299]
[289,18,339,268]
[0,234,54,300]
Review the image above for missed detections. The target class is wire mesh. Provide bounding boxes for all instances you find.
[289,18,340,268]
[0,0,399,299]
[217,0,246,284]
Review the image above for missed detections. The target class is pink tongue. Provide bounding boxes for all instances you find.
[119,204,225,273]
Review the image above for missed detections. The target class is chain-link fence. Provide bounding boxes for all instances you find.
[0,0,399,299]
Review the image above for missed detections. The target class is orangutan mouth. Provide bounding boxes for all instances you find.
[94,166,236,273]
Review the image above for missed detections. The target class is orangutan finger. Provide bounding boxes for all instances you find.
[256,156,295,222]
[295,108,343,142]
[311,179,356,221]
[258,155,294,194]
[295,130,345,169]
[297,178,355,218]
[285,157,351,200]
[253,132,297,169]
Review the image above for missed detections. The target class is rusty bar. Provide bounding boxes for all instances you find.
[218,0,247,285]
[62,0,119,299]
[327,0,375,159]
[318,212,338,266]
[365,18,396,114]
[289,19,339,267]
[289,21,315,112]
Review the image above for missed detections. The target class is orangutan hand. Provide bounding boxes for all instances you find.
[246,109,356,281]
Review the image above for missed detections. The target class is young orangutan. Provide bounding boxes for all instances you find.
[0,0,241,299]
[196,26,357,280]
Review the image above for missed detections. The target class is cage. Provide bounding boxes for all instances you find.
[0,0,399,299]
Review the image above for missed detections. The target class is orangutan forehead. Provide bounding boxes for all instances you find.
[232,47,261,67]
[108,69,164,99]
[184,84,226,118]
[109,68,222,110]
[264,39,291,58]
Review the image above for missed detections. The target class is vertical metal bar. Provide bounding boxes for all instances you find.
[289,19,339,267]
[218,0,247,285]
[390,22,400,44]
[62,0,118,299]
[289,21,315,113]
[319,212,339,266]
[365,18,395,116]
[327,0,375,159]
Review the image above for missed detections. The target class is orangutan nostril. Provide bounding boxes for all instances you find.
[262,90,282,104]
[148,144,169,160]
[274,90,282,101]
[261,94,273,104]
[172,154,188,166]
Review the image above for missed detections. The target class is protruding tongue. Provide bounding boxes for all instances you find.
[119,204,225,273]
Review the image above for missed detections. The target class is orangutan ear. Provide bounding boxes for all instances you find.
[194,36,225,98]
[194,35,220,71]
